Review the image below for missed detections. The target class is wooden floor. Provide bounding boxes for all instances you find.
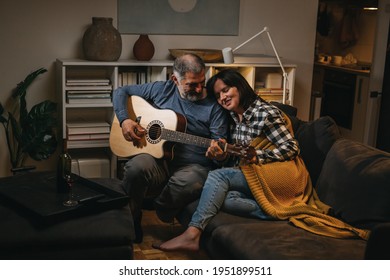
[133,210,209,260]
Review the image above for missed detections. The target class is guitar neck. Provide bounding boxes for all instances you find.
[160,128,246,158]
[161,128,212,148]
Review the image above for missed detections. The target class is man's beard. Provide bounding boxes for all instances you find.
[182,90,202,102]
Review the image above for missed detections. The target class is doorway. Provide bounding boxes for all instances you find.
[375,20,390,152]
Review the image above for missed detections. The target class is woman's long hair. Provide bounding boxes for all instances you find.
[206,69,260,110]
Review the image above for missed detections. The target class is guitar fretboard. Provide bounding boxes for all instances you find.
[161,128,212,148]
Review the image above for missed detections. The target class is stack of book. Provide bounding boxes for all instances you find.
[118,70,147,87]
[256,88,289,103]
[66,121,110,148]
[66,79,112,104]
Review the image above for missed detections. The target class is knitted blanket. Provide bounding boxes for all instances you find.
[240,114,370,240]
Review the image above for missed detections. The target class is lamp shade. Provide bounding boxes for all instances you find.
[222,47,234,64]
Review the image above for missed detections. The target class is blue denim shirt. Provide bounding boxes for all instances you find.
[113,80,229,168]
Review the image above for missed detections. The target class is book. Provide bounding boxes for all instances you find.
[256,88,289,95]
[67,92,112,104]
[67,139,110,149]
[67,93,111,98]
[256,88,288,103]
[66,79,110,86]
[118,70,148,86]
[65,85,113,91]
[67,90,111,94]
[67,122,110,135]
[67,99,112,104]
[67,133,110,141]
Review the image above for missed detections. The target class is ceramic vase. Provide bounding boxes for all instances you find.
[82,17,122,61]
[133,34,155,61]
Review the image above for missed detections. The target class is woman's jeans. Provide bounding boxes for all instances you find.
[189,167,272,231]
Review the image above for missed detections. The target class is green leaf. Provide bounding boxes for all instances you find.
[12,68,47,99]
[13,68,48,127]
[8,113,22,144]
[21,100,57,161]
[1,67,57,168]
[0,103,8,124]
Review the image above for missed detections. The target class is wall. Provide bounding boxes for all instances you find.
[366,0,390,146]
[0,0,319,177]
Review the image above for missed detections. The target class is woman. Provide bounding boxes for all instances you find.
[153,70,369,251]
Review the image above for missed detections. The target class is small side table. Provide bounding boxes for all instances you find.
[0,172,134,260]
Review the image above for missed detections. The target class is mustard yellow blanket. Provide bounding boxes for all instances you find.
[240,114,370,240]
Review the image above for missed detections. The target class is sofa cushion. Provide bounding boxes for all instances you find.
[316,138,390,229]
[293,116,341,186]
[206,220,366,260]
[180,199,367,260]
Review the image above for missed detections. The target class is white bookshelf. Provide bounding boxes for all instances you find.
[56,59,296,178]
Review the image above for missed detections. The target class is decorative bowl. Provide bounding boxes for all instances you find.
[169,49,223,62]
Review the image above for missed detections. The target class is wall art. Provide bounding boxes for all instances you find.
[118,0,240,35]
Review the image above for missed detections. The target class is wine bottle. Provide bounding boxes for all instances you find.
[57,141,72,193]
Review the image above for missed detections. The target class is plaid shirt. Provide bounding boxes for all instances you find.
[230,99,299,164]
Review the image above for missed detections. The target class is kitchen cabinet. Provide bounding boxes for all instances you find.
[56,59,296,178]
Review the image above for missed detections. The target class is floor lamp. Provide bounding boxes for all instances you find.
[222,27,288,104]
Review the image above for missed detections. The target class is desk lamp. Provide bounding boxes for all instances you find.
[222,27,288,104]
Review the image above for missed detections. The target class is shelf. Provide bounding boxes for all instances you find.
[67,142,110,149]
[57,58,296,179]
[65,103,113,108]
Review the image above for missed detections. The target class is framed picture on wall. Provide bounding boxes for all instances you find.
[118,0,240,35]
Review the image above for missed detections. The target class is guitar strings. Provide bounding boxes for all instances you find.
[145,125,211,146]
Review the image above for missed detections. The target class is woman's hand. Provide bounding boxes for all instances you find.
[206,139,228,161]
[225,144,259,164]
[121,119,146,146]
[241,146,258,164]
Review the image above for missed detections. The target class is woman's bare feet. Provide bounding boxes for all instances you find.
[153,226,201,252]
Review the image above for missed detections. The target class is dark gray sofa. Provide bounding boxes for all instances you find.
[177,114,390,260]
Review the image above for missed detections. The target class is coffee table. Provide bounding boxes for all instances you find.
[0,171,134,259]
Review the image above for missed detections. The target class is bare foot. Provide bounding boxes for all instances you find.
[153,226,201,252]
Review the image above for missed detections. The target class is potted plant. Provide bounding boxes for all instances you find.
[0,68,57,174]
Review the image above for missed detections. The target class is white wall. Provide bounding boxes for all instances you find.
[0,0,319,177]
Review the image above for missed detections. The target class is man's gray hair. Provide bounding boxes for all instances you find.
[173,54,205,81]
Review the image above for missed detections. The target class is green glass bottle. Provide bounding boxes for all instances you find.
[57,141,72,193]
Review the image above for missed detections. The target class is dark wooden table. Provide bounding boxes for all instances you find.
[0,171,135,259]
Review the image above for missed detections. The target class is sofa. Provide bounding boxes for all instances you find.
[177,111,390,260]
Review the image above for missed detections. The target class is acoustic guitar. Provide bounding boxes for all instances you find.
[109,95,252,160]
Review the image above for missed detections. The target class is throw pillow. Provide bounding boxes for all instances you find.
[294,116,341,186]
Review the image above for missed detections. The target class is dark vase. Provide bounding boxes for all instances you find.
[82,17,122,61]
[133,34,155,61]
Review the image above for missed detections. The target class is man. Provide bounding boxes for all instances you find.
[113,54,229,243]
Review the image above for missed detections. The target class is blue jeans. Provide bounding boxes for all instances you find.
[189,167,272,230]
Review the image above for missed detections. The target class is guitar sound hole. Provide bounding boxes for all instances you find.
[148,123,162,141]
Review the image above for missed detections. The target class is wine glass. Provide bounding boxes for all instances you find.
[63,174,78,207]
